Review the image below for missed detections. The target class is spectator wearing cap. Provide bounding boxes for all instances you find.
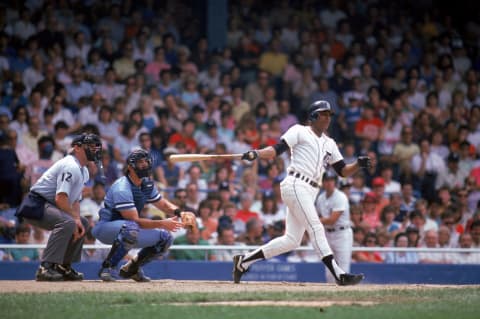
[435,152,469,190]
[156,146,183,188]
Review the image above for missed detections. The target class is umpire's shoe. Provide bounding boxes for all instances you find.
[56,264,84,281]
[336,273,365,286]
[35,262,64,281]
[119,261,151,282]
[232,255,248,284]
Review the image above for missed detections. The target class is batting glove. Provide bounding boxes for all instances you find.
[357,156,371,169]
[242,150,258,161]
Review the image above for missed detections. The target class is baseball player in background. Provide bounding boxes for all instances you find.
[233,100,371,285]
[16,133,103,281]
[92,149,190,282]
[315,172,353,284]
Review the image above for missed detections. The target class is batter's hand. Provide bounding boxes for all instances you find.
[242,150,258,161]
[357,156,371,169]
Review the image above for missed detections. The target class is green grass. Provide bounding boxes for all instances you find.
[2,287,480,319]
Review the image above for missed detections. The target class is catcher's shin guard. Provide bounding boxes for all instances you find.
[136,229,174,266]
[102,221,139,268]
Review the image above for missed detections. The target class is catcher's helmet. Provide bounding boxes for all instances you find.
[308,100,333,121]
[126,148,152,178]
[71,133,102,161]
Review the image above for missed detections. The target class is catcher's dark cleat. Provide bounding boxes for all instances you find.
[119,261,151,282]
[232,255,248,284]
[56,264,84,281]
[336,273,364,286]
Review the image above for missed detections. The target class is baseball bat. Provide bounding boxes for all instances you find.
[169,153,243,163]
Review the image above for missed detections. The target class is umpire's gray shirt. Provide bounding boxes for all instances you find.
[31,155,89,205]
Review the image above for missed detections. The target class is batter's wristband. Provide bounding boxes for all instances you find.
[173,208,182,217]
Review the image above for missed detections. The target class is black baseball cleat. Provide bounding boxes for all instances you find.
[35,263,64,282]
[55,264,84,281]
[232,255,248,284]
[336,273,365,286]
[119,260,151,282]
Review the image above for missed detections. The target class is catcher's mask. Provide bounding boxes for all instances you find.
[71,133,102,162]
[127,148,152,178]
[308,100,333,121]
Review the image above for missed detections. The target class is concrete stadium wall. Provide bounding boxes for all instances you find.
[1,261,480,284]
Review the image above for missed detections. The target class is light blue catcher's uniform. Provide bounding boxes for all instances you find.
[92,175,172,259]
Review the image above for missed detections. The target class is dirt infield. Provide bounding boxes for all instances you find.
[0,280,467,294]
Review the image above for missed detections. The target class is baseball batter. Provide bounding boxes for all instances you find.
[92,149,194,282]
[16,133,102,281]
[233,100,370,285]
[315,172,353,283]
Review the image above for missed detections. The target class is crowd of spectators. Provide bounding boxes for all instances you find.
[1,0,480,265]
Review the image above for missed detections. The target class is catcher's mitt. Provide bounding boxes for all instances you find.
[180,212,197,231]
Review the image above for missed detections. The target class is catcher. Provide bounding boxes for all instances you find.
[92,149,197,282]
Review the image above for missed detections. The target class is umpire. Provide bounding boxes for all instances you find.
[16,133,103,281]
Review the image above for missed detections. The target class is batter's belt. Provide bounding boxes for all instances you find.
[288,170,320,188]
[325,225,350,233]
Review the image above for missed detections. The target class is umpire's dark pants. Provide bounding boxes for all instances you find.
[24,203,89,265]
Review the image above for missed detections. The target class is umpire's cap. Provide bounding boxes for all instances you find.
[308,100,333,120]
[71,133,101,147]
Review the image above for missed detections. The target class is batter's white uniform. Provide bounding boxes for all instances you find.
[260,124,344,261]
[315,188,352,283]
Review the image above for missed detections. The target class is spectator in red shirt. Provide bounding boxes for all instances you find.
[234,192,259,224]
[168,118,197,153]
[354,105,384,143]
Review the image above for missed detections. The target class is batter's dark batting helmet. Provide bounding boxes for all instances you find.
[308,100,333,121]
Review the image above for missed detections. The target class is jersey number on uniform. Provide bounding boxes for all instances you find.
[61,172,73,182]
